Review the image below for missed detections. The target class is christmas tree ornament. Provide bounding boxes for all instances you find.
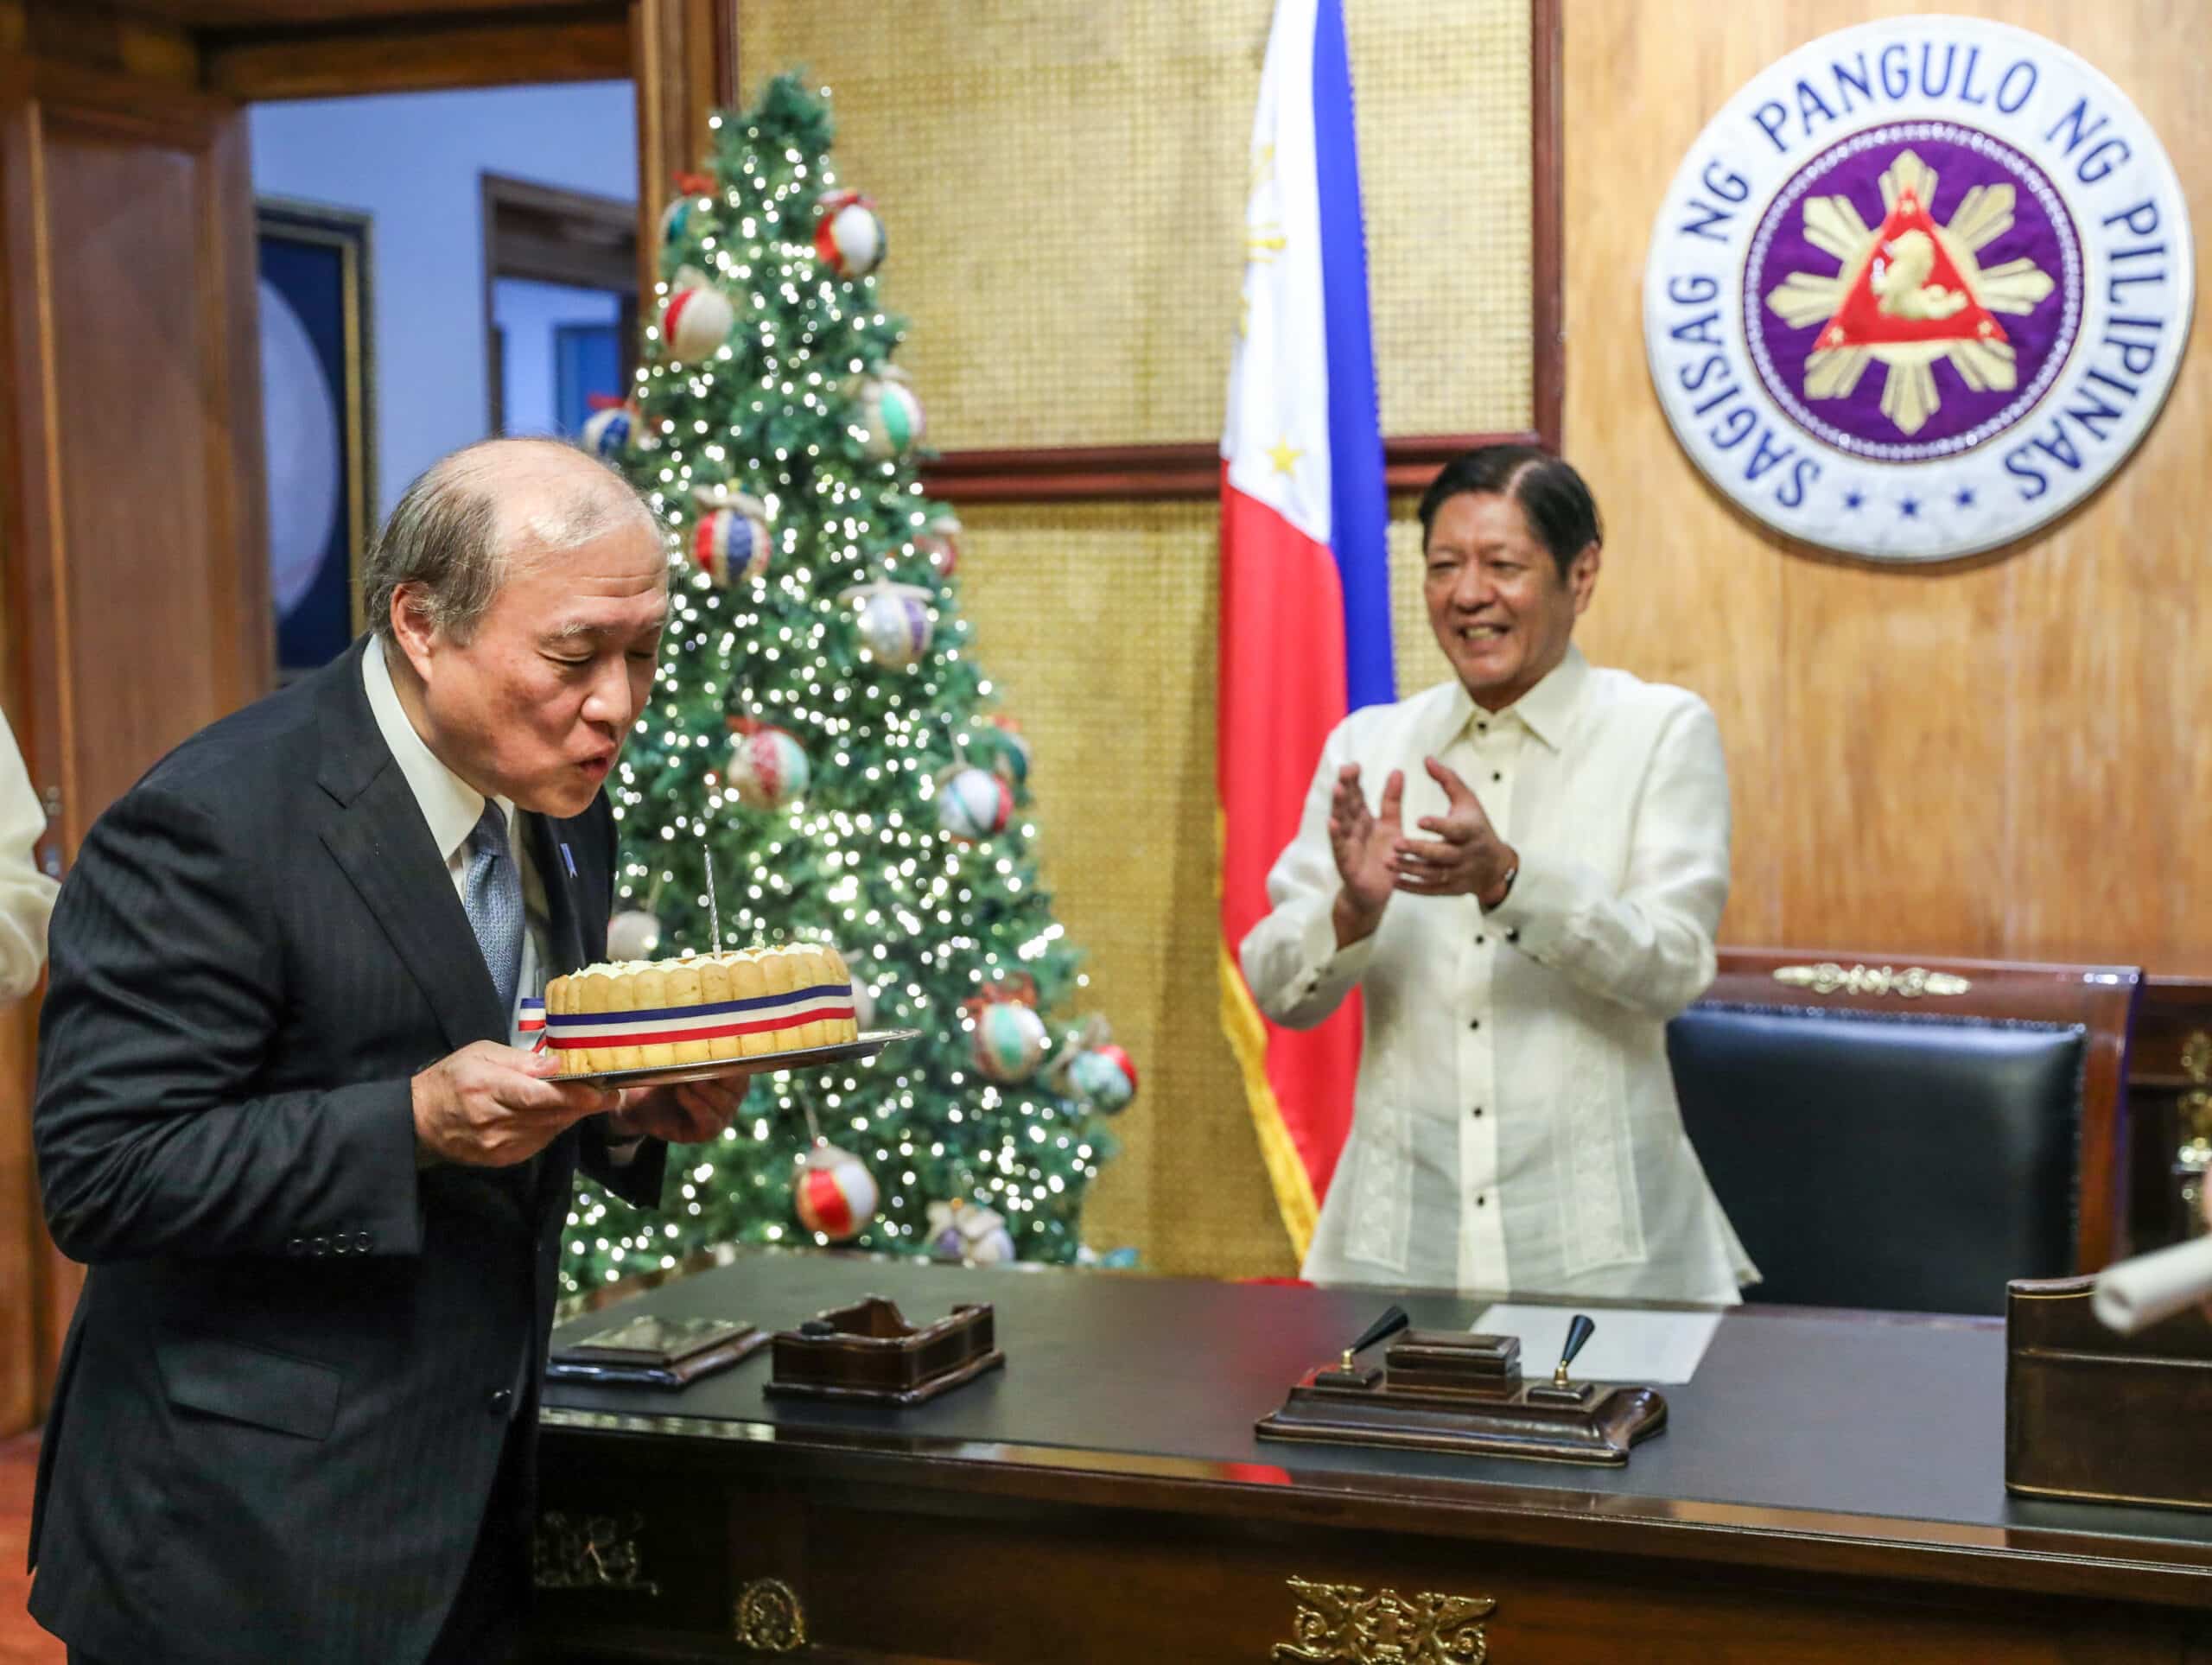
[661,268,734,361]
[925,1198,1016,1266]
[965,980,1047,1082]
[690,489,773,587]
[812,187,886,280]
[913,510,963,579]
[1051,1017,1138,1115]
[976,714,1032,788]
[727,718,810,811]
[848,367,925,460]
[839,579,935,668]
[607,908,664,963]
[794,1141,878,1241]
[935,765,1011,843]
[579,397,636,460]
[660,171,714,246]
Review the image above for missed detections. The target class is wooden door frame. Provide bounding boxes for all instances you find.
[480,170,641,438]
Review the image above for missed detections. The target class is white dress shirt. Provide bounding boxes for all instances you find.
[1240,645,1755,1302]
[0,709,56,1001]
[362,633,544,1033]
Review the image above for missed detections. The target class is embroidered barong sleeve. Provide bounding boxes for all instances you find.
[1484,698,1729,1022]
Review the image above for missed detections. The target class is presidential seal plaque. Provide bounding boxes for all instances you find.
[1644,16,2191,562]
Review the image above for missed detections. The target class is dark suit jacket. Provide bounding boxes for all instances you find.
[28,637,666,1663]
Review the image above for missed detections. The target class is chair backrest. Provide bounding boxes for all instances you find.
[1669,950,2139,1315]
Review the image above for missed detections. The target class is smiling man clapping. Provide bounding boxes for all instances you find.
[1241,444,1754,1302]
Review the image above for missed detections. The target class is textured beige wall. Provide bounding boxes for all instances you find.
[740,1,1531,1274]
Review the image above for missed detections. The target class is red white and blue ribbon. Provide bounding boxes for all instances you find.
[544,983,855,1052]
[518,996,548,1052]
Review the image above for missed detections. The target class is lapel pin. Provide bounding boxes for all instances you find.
[560,842,578,879]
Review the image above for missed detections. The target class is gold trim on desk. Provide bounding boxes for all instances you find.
[1274,1577,1496,1663]
[734,1576,808,1653]
[1771,963,1973,999]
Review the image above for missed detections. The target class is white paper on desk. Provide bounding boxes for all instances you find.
[1470,1304,1722,1385]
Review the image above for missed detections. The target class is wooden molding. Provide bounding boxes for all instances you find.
[630,0,729,302]
[202,7,631,100]
[1531,0,1562,452]
[922,432,1543,505]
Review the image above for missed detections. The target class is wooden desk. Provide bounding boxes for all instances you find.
[531,1252,2212,1662]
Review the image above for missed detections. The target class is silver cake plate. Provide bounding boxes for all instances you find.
[556,1028,921,1090]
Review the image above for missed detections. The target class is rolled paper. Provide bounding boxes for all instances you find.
[2091,1235,2212,1334]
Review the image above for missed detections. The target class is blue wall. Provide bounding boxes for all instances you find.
[493,277,624,440]
[250,82,638,523]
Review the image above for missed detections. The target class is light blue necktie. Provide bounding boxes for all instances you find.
[462,800,523,1020]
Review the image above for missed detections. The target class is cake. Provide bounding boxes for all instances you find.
[544,943,861,1075]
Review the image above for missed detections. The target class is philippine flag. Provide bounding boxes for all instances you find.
[1217,0,1391,1260]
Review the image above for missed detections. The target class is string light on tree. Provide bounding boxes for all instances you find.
[559,73,1126,1292]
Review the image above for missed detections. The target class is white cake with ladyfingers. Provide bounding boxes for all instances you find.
[543,943,860,1075]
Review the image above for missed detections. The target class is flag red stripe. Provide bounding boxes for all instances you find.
[1217,470,1362,1202]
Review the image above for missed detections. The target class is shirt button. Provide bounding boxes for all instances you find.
[1468,1017,1481,1031]
[1477,1195,1489,1207]
[355,1230,372,1253]
[488,1387,514,1415]
[1471,1106,1484,1118]
[1475,935,1486,946]
[1491,771,1503,783]
[1506,928,1520,943]
[286,1236,304,1256]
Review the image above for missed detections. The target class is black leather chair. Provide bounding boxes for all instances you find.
[1669,951,2139,1317]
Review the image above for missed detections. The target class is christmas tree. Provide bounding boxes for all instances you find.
[561,74,1135,1295]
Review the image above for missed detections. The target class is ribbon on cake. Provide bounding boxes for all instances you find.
[518,996,548,1052]
[544,982,855,1052]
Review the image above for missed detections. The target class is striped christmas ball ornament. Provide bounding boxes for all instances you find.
[855,582,934,667]
[660,170,714,246]
[812,188,886,280]
[794,1141,878,1242]
[692,505,772,587]
[579,400,634,460]
[978,714,1032,788]
[914,510,963,578]
[1067,1044,1139,1115]
[727,721,810,811]
[971,1001,1047,1084]
[849,367,925,460]
[660,272,734,361]
[936,765,1011,843]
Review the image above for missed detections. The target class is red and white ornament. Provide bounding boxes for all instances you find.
[794,1141,878,1242]
[913,511,963,579]
[607,908,664,962]
[848,367,924,460]
[661,268,734,361]
[813,188,886,280]
[690,487,772,587]
[727,719,810,811]
[840,579,935,668]
[936,765,1011,843]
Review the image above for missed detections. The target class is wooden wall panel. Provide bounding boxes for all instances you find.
[0,56,269,1427]
[1564,0,2212,968]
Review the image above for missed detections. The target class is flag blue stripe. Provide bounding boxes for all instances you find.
[1310,0,1394,713]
